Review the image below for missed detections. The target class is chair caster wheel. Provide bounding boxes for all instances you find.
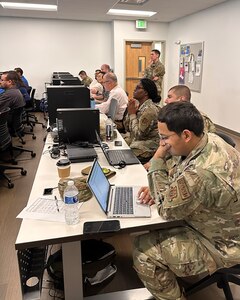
[31,152,36,158]
[32,135,36,140]
[8,182,14,189]
[21,170,27,176]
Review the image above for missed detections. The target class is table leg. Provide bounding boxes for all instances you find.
[62,241,83,300]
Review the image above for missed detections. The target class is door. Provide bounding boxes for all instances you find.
[125,41,153,98]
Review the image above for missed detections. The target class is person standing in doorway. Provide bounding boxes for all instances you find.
[144,49,165,99]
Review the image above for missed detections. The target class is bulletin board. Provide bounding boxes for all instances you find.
[178,42,204,92]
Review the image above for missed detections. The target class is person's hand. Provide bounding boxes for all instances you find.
[143,161,150,171]
[137,186,155,205]
[153,143,171,160]
[152,76,159,81]
[127,98,138,115]
[90,88,97,94]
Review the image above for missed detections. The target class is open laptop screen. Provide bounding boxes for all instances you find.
[87,160,110,212]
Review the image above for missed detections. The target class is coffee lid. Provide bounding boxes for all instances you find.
[56,159,71,167]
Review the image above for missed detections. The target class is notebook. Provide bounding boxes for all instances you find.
[96,132,139,166]
[66,145,97,163]
[87,159,151,218]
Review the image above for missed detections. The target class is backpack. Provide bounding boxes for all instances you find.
[46,239,116,290]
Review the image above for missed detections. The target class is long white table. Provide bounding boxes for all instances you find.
[15,131,184,299]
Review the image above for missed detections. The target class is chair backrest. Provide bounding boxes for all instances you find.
[8,107,25,134]
[216,131,236,148]
[0,107,12,151]
[108,98,118,121]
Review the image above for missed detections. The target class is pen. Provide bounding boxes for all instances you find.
[55,196,60,212]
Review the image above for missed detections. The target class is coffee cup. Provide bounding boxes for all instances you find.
[56,159,71,178]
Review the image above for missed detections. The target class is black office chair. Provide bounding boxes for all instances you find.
[0,107,36,165]
[108,98,118,121]
[23,88,46,130]
[9,106,36,143]
[216,131,236,148]
[185,264,240,300]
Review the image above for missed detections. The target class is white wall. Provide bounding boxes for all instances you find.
[112,20,168,88]
[0,17,112,98]
[166,0,240,132]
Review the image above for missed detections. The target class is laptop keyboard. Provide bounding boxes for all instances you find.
[108,150,126,163]
[113,187,134,215]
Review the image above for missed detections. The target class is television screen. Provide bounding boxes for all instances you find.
[57,108,100,145]
[47,85,90,125]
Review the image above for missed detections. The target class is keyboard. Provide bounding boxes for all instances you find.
[113,187,133,215]
[108,150,126,163]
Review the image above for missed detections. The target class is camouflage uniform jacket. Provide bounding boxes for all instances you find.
[144,60,165,95]
[200,111,216,133]
[82,76,92,87]
[123,99,160,157]
[148,133,240,265]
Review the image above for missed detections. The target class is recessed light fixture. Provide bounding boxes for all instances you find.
[0,2,57,11]
[107,8,156,17]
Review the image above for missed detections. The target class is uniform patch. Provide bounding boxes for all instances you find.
[177,177,191,200]
[169,186,178,201]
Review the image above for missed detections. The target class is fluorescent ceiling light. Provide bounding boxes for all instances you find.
[0,2,57,11]
[107,8,156,17]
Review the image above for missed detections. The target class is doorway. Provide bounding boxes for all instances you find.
[125,41,165,98]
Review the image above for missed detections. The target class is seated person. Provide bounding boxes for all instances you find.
[78,70,92,87]
[165,85,216,133]
[89,69,102,90]
[134,101,240,300]
[14,67,30,93]
[0,70,25,111]
[16,72,31,103]
[100,64,111,74]
[91,71,108,103]
[95,72,128,122]
[123,78,161,163]
[144,85,216,170]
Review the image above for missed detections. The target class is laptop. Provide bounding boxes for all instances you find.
[66,145,97,163]
[87,159,151,218]
[96,132,140,166]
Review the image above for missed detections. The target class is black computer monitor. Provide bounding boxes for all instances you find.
[57,108,100,145]
[47,86,91,125]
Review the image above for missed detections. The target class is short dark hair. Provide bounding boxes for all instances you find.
[14,67,23,75]
[158,102,204,137]
[140,78,161,103]
[79,70,87,75]
[152,49,160,57]
[3,70,22,85]
[169,85,191,101]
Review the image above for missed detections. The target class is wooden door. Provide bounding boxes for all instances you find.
[125,41,153,98]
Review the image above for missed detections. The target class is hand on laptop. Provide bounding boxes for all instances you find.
[137,187,155,205]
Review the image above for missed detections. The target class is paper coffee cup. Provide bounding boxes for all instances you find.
[56,159,71,178]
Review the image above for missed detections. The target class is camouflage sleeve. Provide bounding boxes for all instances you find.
[143,66,152,79]
[123,113,130,132]
[148,159,233,221]
[128,110,157,139]
[154,63,165,77]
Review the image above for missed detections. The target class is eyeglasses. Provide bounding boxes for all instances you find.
[158,133,176,141]
[135,85,144,90]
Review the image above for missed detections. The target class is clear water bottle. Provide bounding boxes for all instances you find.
[64,180,79,225]
[105,115,113,141]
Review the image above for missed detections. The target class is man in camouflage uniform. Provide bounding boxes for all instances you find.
[144,49,165,98]
[123,78,161,163]
[165,84,216,133]
[78,70,92,87]
[133,101,240,300]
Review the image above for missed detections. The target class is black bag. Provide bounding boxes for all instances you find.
[46,239,116,290]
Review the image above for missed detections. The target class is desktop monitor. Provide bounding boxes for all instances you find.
[57,108,100,145]
[47,85,91,125]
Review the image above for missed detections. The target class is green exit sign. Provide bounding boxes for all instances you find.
[136,19,147,29]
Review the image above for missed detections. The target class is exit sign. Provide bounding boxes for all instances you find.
[136,19,147,29]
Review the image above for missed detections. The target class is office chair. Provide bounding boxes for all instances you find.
[216,131,236,148]
[9,106,36,144]
[0,107,36,165]
[23,88,46,130]
[0,164,27,188]
[108,98,118,121]
[185,264,240,300]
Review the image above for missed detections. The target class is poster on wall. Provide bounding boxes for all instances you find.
[178,42,204,92]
